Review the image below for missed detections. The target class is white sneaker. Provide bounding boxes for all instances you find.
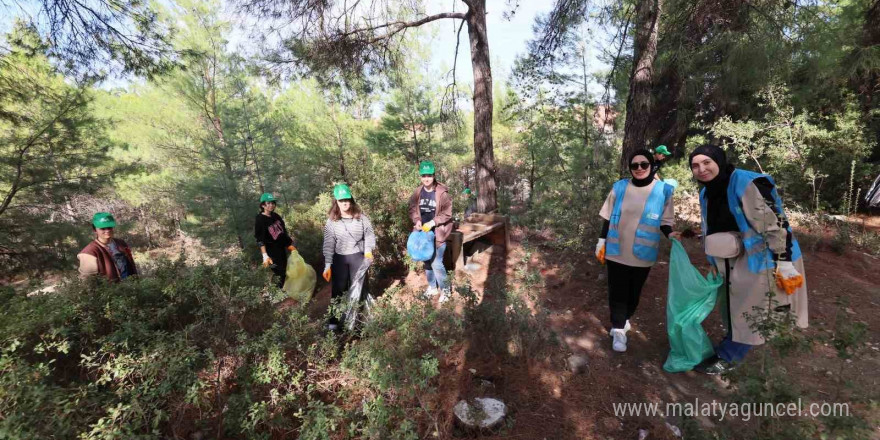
[624,320,631,333]
[423,286,438,298]
[611,328,627,352]
[438,288,451,304]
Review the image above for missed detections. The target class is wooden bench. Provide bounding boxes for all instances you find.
[443,213,510,270]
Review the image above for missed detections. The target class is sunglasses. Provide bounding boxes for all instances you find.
[629,162,651,171]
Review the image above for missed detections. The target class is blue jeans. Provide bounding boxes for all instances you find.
[716,335,752,363]
[425,242,448,290]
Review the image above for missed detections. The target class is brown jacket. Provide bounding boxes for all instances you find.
[409,183,453,244]
[77,239,138,282]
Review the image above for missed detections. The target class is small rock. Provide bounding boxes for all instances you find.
[638,428,649,440]
[469,368,477,374]
[845,308,856,315]
[454,398,506,430]
[665,422,682,438]
[567,354,589,374]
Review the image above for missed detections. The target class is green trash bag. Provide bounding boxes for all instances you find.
[663,239,723,373]
[282,250,316,303]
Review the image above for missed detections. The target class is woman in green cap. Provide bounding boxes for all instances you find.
[322,184,377,331]
[77,212,138,282]
[254,193,295,288]
[408,160,453,302]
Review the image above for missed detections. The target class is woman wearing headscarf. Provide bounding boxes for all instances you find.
[596,149,679,352]
[688,144,808,374]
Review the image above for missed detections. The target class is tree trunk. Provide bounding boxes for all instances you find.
[856,0,880,160]
[620,0,662,174]
[466,0,497,213]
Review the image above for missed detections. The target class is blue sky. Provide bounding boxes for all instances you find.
[1,0,611,97]
[421,1,554,84]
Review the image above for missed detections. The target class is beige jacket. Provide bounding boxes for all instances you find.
[712,182,808,345]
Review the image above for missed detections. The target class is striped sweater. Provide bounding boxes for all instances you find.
[322,215,377,269]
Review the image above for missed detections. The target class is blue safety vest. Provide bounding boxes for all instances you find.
[699,169,802,273]
[607,179,674,263]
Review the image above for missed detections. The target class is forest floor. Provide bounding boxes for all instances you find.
[307,223,880,439]
[9,215,879,439]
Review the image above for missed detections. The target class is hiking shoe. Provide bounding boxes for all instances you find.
[694,356,734,375]
[623,320,632,333]
[438,288,451,304]
[423,286,438,298]
[610,328,627,352]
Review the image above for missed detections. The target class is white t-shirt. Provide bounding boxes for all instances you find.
[599,180,675,267]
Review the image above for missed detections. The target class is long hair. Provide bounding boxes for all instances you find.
[327,197,363,221]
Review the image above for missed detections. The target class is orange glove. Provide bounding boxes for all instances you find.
[287,245,296,252]
[775,261,803,295]
[322,267,331,282]
[595,239,606,265]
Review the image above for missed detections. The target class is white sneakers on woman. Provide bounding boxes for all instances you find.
[611,320,632,352]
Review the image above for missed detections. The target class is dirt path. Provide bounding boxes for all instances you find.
[301,225,879,439]
[433,228,880,439]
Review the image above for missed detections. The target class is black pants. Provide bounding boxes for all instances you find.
[266,245,288,288]
[330,253,368,324]
[607,260,651,329]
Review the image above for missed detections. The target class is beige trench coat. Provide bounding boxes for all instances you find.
[711,182,809,345]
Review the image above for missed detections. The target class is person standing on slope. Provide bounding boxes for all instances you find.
[322,184,377,331]
[409,160,453,303]
[254,193,295,288]
[688,144,808,375]
[596,150,679,352]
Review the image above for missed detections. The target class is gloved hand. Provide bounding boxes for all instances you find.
[421,220,435,232]
[775,261,803,295]
[287,245,296,252]
[262,253,273,268]
[595,238,606,265]
[365,251,374,260]
[322,267,331,282]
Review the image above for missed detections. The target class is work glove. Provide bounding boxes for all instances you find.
[421,220,435,232]
[595,238,606,265]
[775,261,803,295]
[322,267,332,282]
[287,245,296,252]
[262,253,273,268]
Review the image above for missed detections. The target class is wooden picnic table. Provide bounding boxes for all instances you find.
[443,213,510,270]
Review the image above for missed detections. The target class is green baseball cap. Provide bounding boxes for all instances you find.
[333,184,352,200]
[260,193,277,203]
[92,212,116,229]
[419,161,435,175]
[654,145,671,156]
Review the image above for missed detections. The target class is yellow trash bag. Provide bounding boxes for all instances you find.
[282,250,316,303]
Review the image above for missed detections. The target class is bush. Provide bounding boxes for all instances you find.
[0,256,330,439]
[0,254,514,439]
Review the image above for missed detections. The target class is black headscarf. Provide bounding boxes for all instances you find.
[688,144,739,234]
[628,149,657,187]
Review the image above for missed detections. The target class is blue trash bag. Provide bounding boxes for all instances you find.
[663,239,723,373]
[407,231,435,262]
